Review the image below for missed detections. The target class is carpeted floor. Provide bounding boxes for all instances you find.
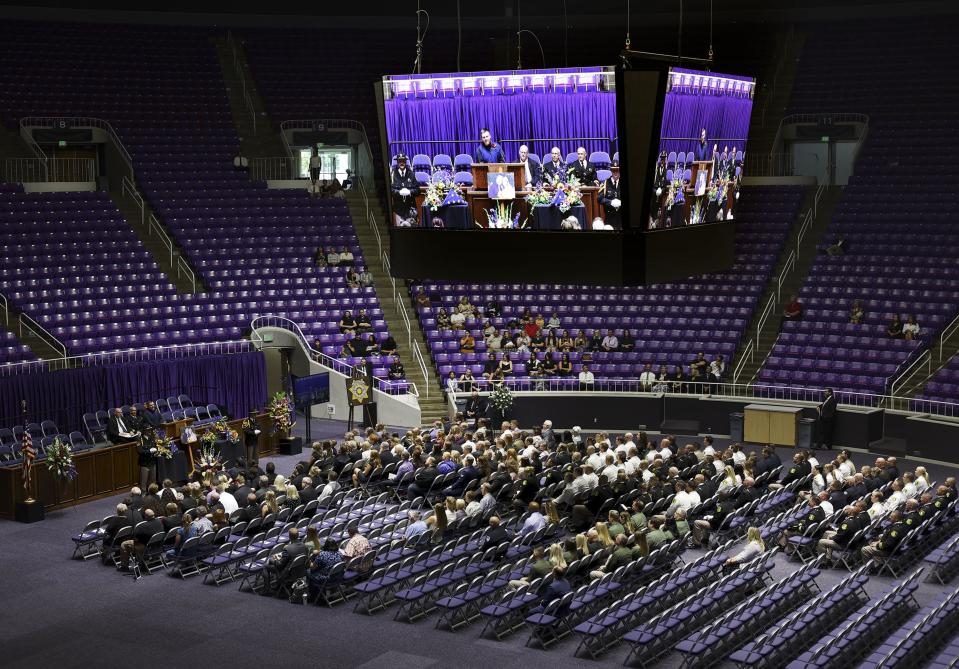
[1,422,955,669]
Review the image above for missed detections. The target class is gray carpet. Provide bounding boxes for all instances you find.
[1,421,956,668]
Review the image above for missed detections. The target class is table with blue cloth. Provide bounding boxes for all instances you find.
[532,204,587,230]
[421,203,471,229]
[156,448,190,483]
[214,438,244,467]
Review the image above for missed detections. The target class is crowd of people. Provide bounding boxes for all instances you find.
[93,414,957,613]
[427,295,728,391]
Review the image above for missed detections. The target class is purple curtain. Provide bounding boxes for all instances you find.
[385,92,618,162]
[0,352,266,434]
[658,91,753,156]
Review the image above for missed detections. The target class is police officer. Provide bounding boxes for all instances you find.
[390,153,418,224]
[568,146,598,185]
[779,495,825,550]
[817,505,861,560]
[599,160,623,230]
[862,510,905,560]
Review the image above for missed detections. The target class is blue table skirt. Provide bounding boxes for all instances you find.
[421,204,471,229]
[532,204,587,230]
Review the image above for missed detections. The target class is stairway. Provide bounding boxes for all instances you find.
[734,186,845,384]
[346,191,446,424]
[107,186,200,294]
[211,35,289,161]
[747,30,805,158]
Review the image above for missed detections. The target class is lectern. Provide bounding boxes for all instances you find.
[743,404,803,447]
[471,163,525,191]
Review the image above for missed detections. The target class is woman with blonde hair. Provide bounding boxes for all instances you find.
[548,542,567,570]
[545,501,561,526]
[594,521,615,548]
[445,496,458,523]
[725,526,765,566]
[261,490,278,517]
[719,464,741,490]
[285,484,300,508]
[575,533,591,557]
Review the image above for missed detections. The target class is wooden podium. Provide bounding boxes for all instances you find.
[744,404,803,447]
[471,163,525,191]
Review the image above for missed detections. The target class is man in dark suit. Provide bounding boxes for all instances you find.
[162,503,183,531]
[101,503,134,565]
[390,153,418,224]
[694,128,710,162]
[298,477,318,504]
[243,411,261,465]
[406,457,439,501]
[542,147,566,183]
[443,455,480,497]
[136,431,157,490]
[106,407,138,445]
[530,566,571,615]
[119,508,164,568]
[598,161,623,229]
[817,388,838,449]
[480,516,511,559]
[518,144,542,189]
[464,390,487,427]
[265,527,309,592]
[568,146,598,185]
[141,401,162,429]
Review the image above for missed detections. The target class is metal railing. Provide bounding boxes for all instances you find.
[21,116,134,179]
[250,314,417,397]
[0,292,8,327]
[4,157,95,183]
[732,340,754,385]
[357,171,431,398]
[446,378,959,418]
[226,31,258,135]
[890,350,932,397]
[17,313,66,359]
[0,340,254,377]
[939,312,959,362]
[119,176,197,293]
[249,157,299,181]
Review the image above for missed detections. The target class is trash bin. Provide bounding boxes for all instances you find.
[729,412,744,442]
[798,417,816,450]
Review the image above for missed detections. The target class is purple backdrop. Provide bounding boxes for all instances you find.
[385,92,618,162]
[0,351,267,433]
[658,90,753,156]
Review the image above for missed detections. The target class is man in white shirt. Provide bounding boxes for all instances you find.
[581,465,599,490]
[586,446,605,472]
[601,330,619,352]
[520,502,546,535]
[731,444,746,466]
[216,485,239,515]
[570,426,583,447]
[601,454,620,482]
[517,144,541,189]
[884,480,905,511]
[450,310,466,329]
[578,365,595,390]
[626,448,642,474]
[621,433,636,455]
[658,438,673,461]
[638,364,657,391]
[817,491,834,516]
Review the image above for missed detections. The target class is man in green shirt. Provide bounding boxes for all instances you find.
[645,518,675,551]
[589,534,633,579]
[508,544,551,589]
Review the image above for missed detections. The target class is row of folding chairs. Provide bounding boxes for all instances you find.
[573,541,736,659]
[784,567,925,669]
[858,580,959,669]
[923,532,959,584]
[729,563,872,668]
[673,557,827,668]
[622,549,778,667]
[524,539,686,650]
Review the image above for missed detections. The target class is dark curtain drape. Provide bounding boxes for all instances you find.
[658,91,753,156]
[385,92,619,162]
[0,352,267,434]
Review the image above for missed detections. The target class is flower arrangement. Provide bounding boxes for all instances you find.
[268,391,295,434]
[196,444,222,473]
[46,436,77,481]
[488,382,514,415]
[690,200,703,225]
[423,171,464,211]
[525,186,554,206]
[154,431,178,460]
[482,202,527,229]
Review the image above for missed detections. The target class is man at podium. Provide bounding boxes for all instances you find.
[473,128,506,164]
[694,128,710,162]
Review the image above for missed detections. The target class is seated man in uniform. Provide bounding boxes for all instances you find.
[542,147,566,183]
[598,160,623,229]
[568,146,598,185]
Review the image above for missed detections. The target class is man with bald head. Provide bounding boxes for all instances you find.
[543,146,566,182]
[569,146,598,185]
[518,144,542,189]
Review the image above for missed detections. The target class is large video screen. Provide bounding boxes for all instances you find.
[380,67,624,232]
[648,68,754,229]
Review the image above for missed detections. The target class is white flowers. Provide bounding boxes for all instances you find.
[610,198,621,209]
[656,187,663,197]
[399,188,411,197]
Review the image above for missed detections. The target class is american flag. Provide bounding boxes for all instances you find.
[21,431,36,490]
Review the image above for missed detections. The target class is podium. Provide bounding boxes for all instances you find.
[471,163,525,191]
[744,404,804,447]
